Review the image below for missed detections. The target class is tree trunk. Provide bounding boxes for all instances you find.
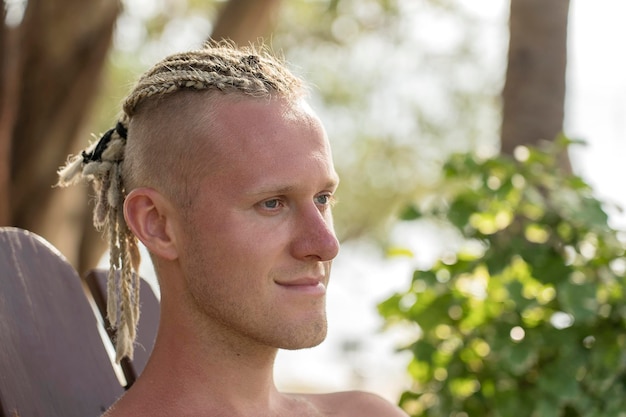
[12,0,120,232]
[0,7,19,225]
[501,0,570,170]
[211,0,282,46]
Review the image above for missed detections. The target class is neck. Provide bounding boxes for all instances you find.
[121,293,284,416]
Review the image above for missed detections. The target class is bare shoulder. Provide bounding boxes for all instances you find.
[299,390,409,417]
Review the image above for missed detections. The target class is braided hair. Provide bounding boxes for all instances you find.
[57,42,306,362]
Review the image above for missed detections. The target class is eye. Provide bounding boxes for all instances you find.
[315,193,336,207]
[261,199,282,210]
[256,198,287,214]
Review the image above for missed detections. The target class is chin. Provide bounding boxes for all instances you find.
[280,321,327,350]
[281,338,326,351]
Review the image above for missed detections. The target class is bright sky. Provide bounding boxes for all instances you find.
[566,1,626,226]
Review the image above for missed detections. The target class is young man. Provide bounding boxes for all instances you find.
[59,43,408,416]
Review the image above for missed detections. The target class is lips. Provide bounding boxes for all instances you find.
[276,277,323,286]
[275,277,327,295]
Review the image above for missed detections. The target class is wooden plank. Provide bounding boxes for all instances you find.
[0,227,123,417]
[84,268,160,387]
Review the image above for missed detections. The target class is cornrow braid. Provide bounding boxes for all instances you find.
[122,45,303,117]
[57,41,305,362]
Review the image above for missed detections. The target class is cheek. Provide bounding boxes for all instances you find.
[179,221,283,317]
[179,193,295,269]
[180,212,284,281]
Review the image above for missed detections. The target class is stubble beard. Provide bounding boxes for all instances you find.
[182,258,330,352]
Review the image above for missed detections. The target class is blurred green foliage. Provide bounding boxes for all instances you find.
[380,138,626,416]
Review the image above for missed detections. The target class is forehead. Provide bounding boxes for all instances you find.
[212,96,323,145]
[195,96,338,192]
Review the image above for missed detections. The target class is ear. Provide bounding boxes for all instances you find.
[124,187,179,261]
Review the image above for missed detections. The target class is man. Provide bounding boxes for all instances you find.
[59,42,408,416]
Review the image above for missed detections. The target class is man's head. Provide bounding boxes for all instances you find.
[122,45,307,205]
[60,45,336,360]
[143,95,340,352]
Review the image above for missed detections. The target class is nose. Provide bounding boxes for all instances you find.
[290,204,340,262]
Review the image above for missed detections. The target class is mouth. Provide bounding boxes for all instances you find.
[274,278,327,296]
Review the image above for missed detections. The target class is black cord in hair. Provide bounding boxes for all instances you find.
[81,122,127,164]
[115,121,128,139]
[82,128,114,163]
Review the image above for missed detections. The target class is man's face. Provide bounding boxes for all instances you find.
[175,96,340,351]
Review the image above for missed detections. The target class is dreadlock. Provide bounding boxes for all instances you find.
[57,41,306,362]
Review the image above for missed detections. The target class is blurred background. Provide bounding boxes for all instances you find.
[2,1,625,415]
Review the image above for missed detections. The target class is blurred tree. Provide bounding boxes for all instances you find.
[212,0,282,46]
[0,0,281,273]
[378,1,626,416]
[381,140,626,416]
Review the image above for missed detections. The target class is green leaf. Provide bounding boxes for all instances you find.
[399,205,422,221]
[557,281,598,323]
[503,339,538,376]
[377,293,404,319]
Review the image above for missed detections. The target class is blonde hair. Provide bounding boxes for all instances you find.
[57,42,306,362]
